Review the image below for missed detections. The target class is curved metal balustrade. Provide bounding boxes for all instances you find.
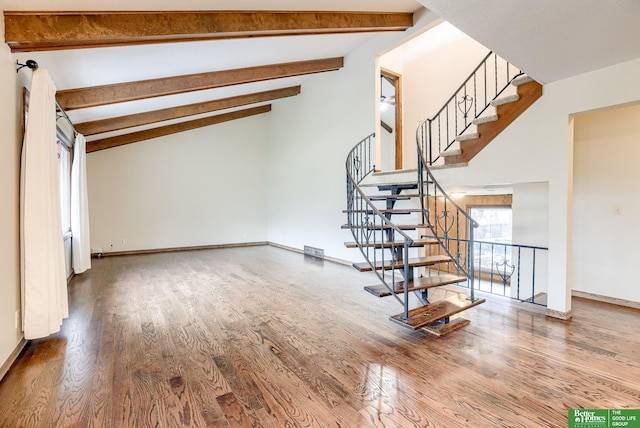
[416,137,479,302]
[418,51,524,165]
[345,134,416,318]
[344,53,542,328]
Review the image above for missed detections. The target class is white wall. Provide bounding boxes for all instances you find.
[266,12,440,262]
[512,182,548,247]
[0,20,23,368]
[399,23,488,168]
[266,43,386,262]
[511,182,549,299]
[572,104,640,303]
[432,56,640,312]
[87,115,269,253]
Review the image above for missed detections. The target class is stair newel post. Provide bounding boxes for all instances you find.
[402,240,410,321]
[468,219,478,302]
[417,147,426,226]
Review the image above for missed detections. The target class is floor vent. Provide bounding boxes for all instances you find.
[304,245,324,260]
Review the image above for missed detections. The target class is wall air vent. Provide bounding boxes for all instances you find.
[303,245,324,260]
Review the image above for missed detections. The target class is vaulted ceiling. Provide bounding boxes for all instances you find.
[5,1,422,152]
[5,0,640,152]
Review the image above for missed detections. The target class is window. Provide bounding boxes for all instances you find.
[58,137,72,236]
[469,206,512,273]
[469,207,512,244]
[23,88,74,239]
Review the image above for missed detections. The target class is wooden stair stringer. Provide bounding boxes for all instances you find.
[444,80,543,165]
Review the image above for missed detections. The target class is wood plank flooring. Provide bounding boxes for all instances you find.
[0,245,638,427]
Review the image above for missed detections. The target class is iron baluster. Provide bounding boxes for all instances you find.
[483,61,487,110]
[531,249,537,303]
[517,246,522,300]
[345,133,412,307]
[402,241,410,320]
[494,53,498,98]
[496,258,515,288]
[469,220,476,301]
[420,51,528,165]
[428,120,432,164]
[455,210,461,274]
[473,73,478,118]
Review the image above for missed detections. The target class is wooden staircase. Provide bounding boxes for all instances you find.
[436,75,543,166]
[418,51,543,169]
[343,169,485,337]
[344,53,542,337]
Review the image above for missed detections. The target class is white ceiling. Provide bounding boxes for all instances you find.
[21,33,377,125]
[417,0,640,84]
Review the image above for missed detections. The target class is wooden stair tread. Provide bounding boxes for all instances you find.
[363,274,467,297]
[490,94,519,106]
[353,255,451,272]
[359,181,418,188]
[455,132,479,142]
[430,162,468,170]
[390,295,485,330]
[365,223,428,230]
[341,223,428,231]
[444,81,542,165]
[472,113,498,125]
[344,238,438,249]
[368,193,420,200]
[423,318,470,337]
[441,147,461,157]
[511,75,533,86]
[342,208,422,214]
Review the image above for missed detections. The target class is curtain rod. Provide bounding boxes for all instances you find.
[16,59,80,138]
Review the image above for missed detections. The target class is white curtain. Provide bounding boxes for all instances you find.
[20,68,68,340]
[71,133,91,273]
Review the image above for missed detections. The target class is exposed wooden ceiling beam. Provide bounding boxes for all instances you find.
[76,85,300,136]
[57,57,342,110]
[86,104,270,153]
[4,11,414,52]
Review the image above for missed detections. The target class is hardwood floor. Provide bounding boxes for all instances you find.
[0,245,638,427]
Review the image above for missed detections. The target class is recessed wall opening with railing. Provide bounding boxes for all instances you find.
[470,206,547,305]
[421,194,548,306]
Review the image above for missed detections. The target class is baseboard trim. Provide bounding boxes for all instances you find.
[92,242,269,258]
[0,338,27,382]
[267,242,353,267]
[572,290,640,310]
[89,240,357,267]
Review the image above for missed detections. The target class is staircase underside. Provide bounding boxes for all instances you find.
[444,80,543,165]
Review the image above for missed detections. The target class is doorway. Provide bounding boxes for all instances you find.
[380,68,403,170]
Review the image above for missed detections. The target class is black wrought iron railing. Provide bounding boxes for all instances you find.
[416,144,479,302]
[422,236,548,305]
[418,51,524,165]
[345,133,415,319]
[474,240,548,305]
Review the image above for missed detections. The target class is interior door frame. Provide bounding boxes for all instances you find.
[381,68,403,170]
